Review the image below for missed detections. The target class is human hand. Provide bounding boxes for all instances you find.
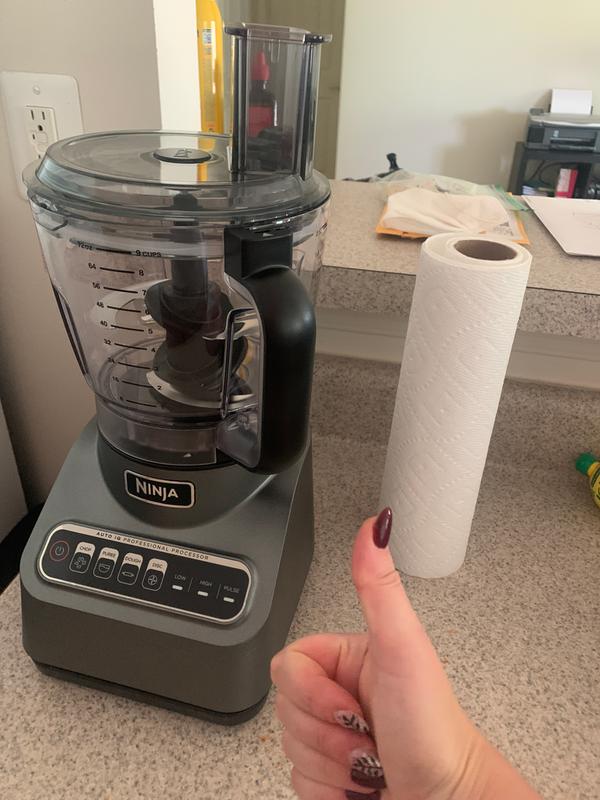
[271,509,541,800]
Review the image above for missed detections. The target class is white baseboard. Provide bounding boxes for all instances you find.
[316,308,600,390]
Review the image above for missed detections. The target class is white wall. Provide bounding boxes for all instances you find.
[336,1,600,184]
[0,0,161,505]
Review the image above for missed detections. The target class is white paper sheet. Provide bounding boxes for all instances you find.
[525,196,600,257]
[550,88,592,115]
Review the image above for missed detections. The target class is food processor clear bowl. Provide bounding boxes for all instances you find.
[26,131,329,469]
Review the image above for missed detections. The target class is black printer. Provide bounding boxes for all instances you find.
[526,108,600,152]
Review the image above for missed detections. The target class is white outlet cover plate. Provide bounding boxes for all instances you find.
[0,71,83,199]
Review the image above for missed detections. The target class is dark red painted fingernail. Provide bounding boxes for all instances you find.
[373,507,392,549]
[350,751,386,790]
[345,791,381,800]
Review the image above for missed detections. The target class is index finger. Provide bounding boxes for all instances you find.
[271,635,366,726]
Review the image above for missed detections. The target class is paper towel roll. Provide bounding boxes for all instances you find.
[380,234,531,578]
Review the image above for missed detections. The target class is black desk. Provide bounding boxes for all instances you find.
[508,141,600,197]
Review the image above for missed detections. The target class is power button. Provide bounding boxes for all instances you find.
[49,540,70,562]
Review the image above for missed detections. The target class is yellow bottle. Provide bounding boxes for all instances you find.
[575,452,600,509]
[196,0,224,134]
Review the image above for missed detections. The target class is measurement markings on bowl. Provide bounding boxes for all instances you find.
[102,286,139,294]
[99,267,135,274]
[107,305,142,313]
[111,324,144,332]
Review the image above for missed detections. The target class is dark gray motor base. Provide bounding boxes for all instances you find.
[20,422,314,722]
[36,663,268,725]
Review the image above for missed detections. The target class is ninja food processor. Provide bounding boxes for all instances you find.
[19,22,331,723]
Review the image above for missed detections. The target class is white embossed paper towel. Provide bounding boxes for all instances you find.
[380,235,531,578]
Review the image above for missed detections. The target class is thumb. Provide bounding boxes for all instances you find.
[352,509,423,657]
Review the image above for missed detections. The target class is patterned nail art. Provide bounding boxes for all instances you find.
[333,710,371,734]
[345,791,381,800]
[350,751,386,790]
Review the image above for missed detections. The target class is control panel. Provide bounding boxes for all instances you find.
[38,524,251,624]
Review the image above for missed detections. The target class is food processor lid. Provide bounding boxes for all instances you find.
[25,130,330,222]
[224,21,332,44]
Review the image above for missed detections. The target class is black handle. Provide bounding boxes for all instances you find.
[224,229,316,473]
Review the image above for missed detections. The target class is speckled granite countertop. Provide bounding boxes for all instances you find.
[1,356,599,800]
[319,181,600,337]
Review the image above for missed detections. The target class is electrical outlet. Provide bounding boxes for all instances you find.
[25,106,59,160]
[0,71,83,199]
